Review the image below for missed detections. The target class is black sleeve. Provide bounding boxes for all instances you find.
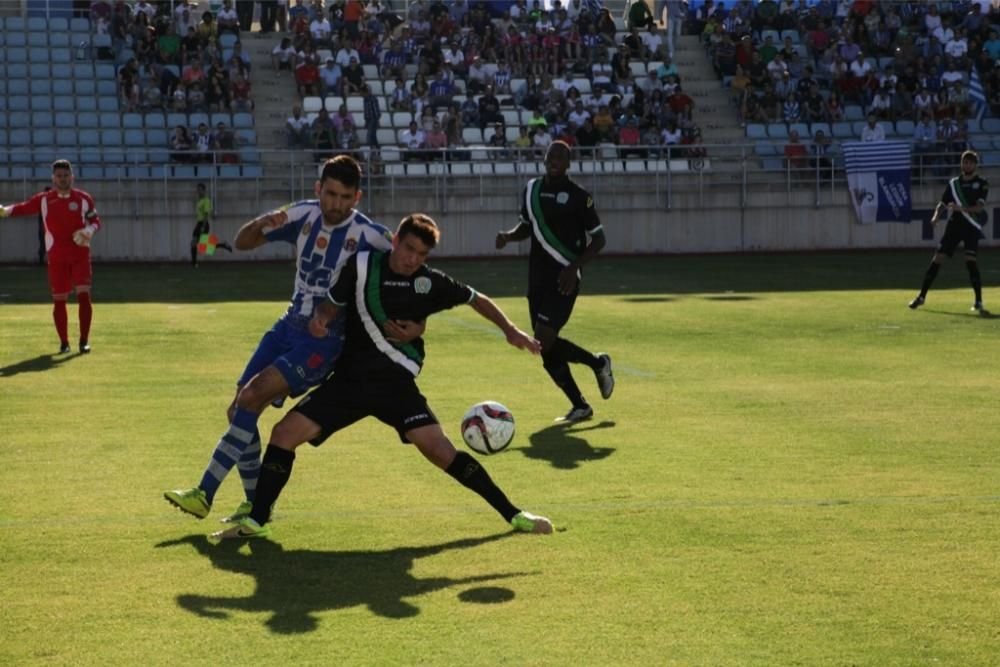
[427,267,476,312]
[329,253,359,306]
[939,183,955,206]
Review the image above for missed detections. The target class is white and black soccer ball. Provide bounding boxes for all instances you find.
[460,401,515,455]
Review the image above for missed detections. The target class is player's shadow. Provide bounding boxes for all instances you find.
[916,308,997,319]
[0,353,76,377]
[155,532,526,634]
[518,421,616,470]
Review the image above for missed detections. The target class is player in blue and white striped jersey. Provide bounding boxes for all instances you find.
[165,156,424,522]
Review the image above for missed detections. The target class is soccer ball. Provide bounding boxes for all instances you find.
[460,401,515,455]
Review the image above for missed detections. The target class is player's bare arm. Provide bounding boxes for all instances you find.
[469,293,541,354]
[558,230,606,295]
[309,300,342,338]
[495,222,531,249]
[234,210,289,250]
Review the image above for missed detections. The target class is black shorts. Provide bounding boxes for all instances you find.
[937,219,984,257]
[528,267,579,333]
[192,220,210,241]
[292,374,439,445]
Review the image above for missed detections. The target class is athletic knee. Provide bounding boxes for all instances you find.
[269,415,315,450]
[407,425,457,469]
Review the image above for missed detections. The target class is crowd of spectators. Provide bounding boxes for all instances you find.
[701,0,999,172]
[89,0,257,163]
[272,0,704,161]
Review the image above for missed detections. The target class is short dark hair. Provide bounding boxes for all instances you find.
[51,159,73,173]
[319,154,362,189]
[396,213,440,248]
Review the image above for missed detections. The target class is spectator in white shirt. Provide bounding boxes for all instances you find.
[286,105,311,148]
[217,0,240,34]
[944,30,968,60]
[568,100,590,128]
[335,39,361,68]
[849,54,872,79]
[272,37,297,71]
[860,114,885,142]
[642,25,665,62]
[310,16,333,48]
[400,121,427,161]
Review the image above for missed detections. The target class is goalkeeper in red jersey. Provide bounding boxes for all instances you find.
[0,160,102,354]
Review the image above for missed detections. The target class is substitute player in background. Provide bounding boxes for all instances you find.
[165,156,422,523]
[909,150,990,314]
[212,213,552,541]
[191,183,233,267]
[0,160,101,354]
[495,141,614,423]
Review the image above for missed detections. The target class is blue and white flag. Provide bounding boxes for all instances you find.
[969,67,987,121]
[843,141,912,224]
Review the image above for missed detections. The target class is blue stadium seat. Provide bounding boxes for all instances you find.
[144,114,166,129]
[146,129,168,146]
[79,129,100,146]
[219,165,241,179]
[28,32,48,47]
[27,16,47,31]
[28,47,49,63]
[34,128,55,146]
[9,130,30,146]
[8,112,30,128]
[0,111,6,126]
[761,158,785,171]
[844,105,865,121]
[831,121,853,138]
[32,111,54,128]
[97,80,118,97]
[56,129,77,145]
[50,48,72,63]
[95,63,115,79]
[172,165,196,178]
[767,123,789,139]
[52,64,73,80]
[98,97,119,111]
[50,17,69,31]
[6,45,28,62]
[810,122,832,137]
[239,148,260,162]
[30,63,51,79]
[219,33,239,49]
[233,112,254,128]
[0,129,6,145]
[0,97,6,111]
[73,63,95,79]
[76,80,97,96]
[6,33,27,48]
[788,122,809,138]
[115,48,136,66]
[149,148,170,164]
[895,120,915,136]
[70,17,90,33]
[77,97,98,113]
[746,123,767,140]
[195,165,215,179]
[851,120,868,136]
[981,151,1000,167]
[122,113,143,129]
[166,113,187,128]
[189,112,210,128]
[761,29,780,43]
[8,80,29,96]
[77,113,100,129]
[755,142,776,156]
[7,16,25,30]
[242,165,263,178]
[101,129,123,146]
[210,112,232,127]
[7,63,28,78]
[235,129,257,146]
[124,129,145,146]
[49,31,70,49]
[99,112,120,128]
[9,97,29,111]
[53,96,75,112]
[31,80,52,96]
[966,117,982,134]
[780,30,799,44]
[52,79,74,96]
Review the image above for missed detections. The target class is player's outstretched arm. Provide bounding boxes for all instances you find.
[234,210,289,250]
[469,293,541,354]
[495,221,531,249]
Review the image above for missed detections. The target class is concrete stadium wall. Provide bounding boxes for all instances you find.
[0,176,993,263]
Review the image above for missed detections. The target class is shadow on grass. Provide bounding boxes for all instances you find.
[915,307,998,319]
[517,421,616,470]
[156,532,527,633]
[0,353,78,377]
[0,251,949,304]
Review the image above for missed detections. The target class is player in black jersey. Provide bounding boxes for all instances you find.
[495,141,615,423]
[212,213,554,541]
[909,150,991,314]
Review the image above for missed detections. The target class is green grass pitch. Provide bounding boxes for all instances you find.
[1,252,997,666]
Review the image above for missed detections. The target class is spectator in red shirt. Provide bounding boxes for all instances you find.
[0,160,102,354]
[783,129,809,170]
[295,54,321,97]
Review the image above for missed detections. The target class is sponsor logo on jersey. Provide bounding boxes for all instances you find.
[383,280,410,287]
[404,413,429,424]
[556,192,569,204]
[344,237,357,252]
[414,276,432,294]
[306,353,324,369]
[295,365,306,378]
[316,236,328,249]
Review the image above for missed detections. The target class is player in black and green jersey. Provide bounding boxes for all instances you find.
[211,213,554,541]
[910,150,990,314]
[496,141,614,423]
